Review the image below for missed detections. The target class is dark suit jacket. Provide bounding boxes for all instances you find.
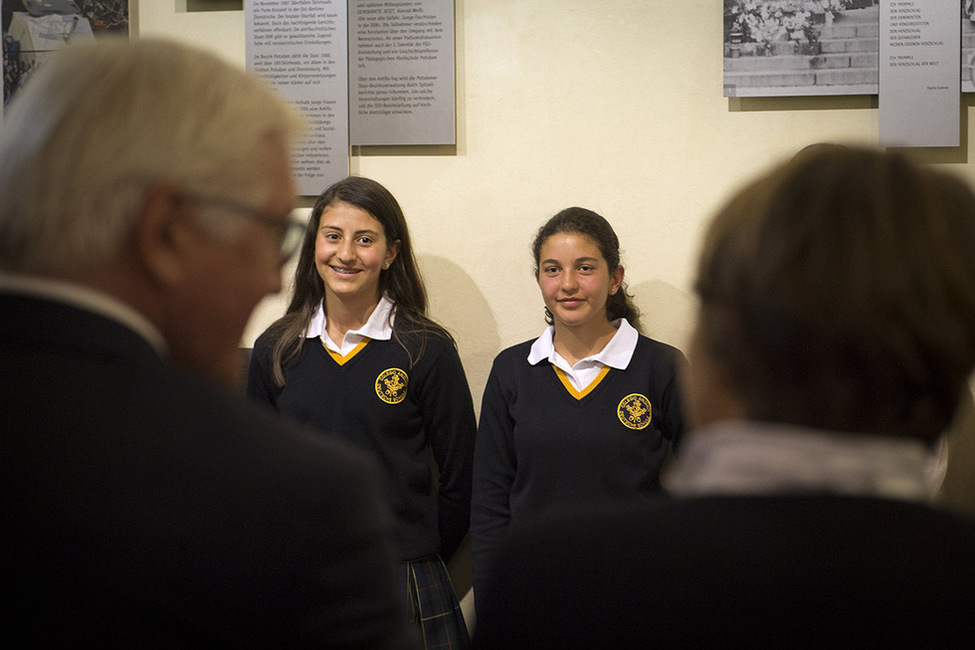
[473,494,975,649]
[1,292,416,648]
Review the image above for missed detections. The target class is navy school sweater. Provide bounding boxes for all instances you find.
[471,334,686,594]
[247,329,476,562]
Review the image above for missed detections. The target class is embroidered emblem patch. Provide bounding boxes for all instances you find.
[375,368,409,404]
[617,393,652,430]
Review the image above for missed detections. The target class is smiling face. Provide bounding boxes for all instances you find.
[314,200,398,308]
[536,231,624,335]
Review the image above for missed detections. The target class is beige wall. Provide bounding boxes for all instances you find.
[137,0,975,413]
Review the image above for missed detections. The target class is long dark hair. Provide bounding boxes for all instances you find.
[268,176,451,386]
[531,207,642,331]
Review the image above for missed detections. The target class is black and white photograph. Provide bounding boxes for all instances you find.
[963,0,975,92]
[723,0,880,97]
[2,0,127,112]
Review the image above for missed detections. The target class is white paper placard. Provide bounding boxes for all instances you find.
[879,0,958,147]
[349,0,455,146]
[246,0,351,195]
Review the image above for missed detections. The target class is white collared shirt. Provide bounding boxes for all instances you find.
[0,272,167,356]
[527,318,639,392]
[306,294,396,356]
[666,420,942,502]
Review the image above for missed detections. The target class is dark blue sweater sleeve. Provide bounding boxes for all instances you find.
[658,345,688,453]
[470,353,518,598]
[416,339,476,562]
[245,332,281,410]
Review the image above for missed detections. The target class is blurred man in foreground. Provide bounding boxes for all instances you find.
[0,37,414,648]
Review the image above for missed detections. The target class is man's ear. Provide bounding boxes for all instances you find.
[136,185,195,287]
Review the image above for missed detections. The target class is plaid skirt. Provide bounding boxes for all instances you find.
[398,555,471,650]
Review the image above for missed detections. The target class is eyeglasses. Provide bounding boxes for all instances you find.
[184,193,307,264]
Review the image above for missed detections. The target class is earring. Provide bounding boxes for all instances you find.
[383,263,389,270]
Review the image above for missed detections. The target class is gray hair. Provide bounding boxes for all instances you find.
[0,37,306,273]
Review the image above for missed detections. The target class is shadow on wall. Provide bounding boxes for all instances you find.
[417,254,498,620]
[418,253,500,420]
[628,279,697,354]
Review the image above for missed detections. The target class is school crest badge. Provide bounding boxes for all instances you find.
[376,368,409,404]
[617,393,652,430]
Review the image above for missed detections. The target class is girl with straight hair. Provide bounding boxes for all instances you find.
[247,176,475,648]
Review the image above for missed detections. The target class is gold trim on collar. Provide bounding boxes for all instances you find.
[552,364,610,400]
[322,338,370,366]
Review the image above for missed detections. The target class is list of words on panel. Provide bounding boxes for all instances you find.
[246,0,350,194]
[350,0,455,145]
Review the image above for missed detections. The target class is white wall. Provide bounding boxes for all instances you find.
[138,0,975,412]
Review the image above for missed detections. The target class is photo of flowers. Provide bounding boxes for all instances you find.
[723,0,880,97]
